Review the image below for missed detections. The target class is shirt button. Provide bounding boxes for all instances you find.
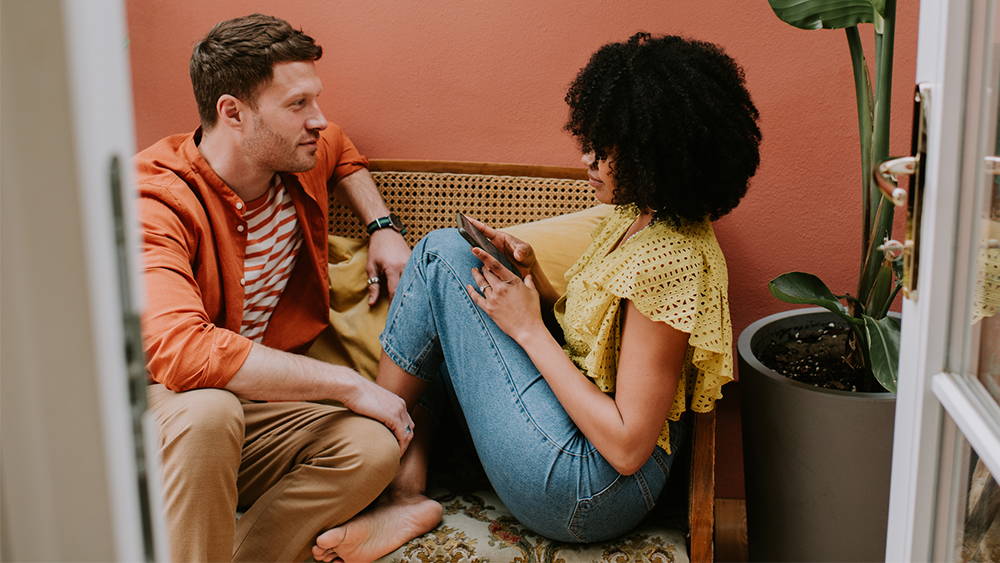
[237,225,244,232]
[240,278,245,286]
[236,202,243,210]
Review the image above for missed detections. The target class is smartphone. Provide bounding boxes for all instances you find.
[455,213,523,279]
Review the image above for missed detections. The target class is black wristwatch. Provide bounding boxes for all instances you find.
[366,213,408,236]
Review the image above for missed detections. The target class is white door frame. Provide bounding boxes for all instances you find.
[0,0,163,560]
[886,0,999,560]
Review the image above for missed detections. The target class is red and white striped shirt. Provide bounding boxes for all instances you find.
[240,177,303,342]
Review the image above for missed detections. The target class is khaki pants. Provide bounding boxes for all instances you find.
[147,384,399,562]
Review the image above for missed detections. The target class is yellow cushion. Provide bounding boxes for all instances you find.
[306,236,390,381]
[307,204,615,381]
[505,204,614,295]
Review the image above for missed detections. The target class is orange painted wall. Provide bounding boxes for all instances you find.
[125,1,920,498]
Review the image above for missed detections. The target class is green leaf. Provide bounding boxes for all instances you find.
[769,272,856,324]
[859,198,894,301]
[864,315,900,393]
[865,260,893,318]
[767,0,881,30]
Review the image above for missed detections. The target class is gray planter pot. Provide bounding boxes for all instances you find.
[738,307,896,562]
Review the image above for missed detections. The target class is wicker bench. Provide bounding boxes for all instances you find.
[320,160,717,563]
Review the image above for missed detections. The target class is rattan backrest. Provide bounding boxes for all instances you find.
[328,159,595,245]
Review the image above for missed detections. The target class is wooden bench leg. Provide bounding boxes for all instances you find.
[689,409,716,563]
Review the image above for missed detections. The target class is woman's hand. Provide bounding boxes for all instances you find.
[465,216,537,279]
[467,247,547,343]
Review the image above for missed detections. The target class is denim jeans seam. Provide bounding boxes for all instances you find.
[568,498,591,542]
[379,338,437,382]
[634,470,655,509]
[379,253,445,382]
[651,447,670,479]
[568,473,626,542]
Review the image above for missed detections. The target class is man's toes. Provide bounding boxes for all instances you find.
[315,527,347,551]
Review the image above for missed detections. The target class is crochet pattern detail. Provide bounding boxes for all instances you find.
[556,205,733,453]
[973,242,1000,323]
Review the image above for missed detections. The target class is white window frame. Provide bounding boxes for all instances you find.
[886,0,1000,560]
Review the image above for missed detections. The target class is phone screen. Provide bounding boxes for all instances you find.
[455,213,523,279]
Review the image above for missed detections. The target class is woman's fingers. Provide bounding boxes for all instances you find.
[466,216,497,239]
[470,267,487,290]
[472,247,513,281]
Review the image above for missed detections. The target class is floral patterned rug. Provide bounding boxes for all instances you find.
[374,413,690,563]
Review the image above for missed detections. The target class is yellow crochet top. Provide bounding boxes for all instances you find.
[972,219,1000,323]
[553,204,734,454]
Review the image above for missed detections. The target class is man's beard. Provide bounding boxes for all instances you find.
[242,113,317,173]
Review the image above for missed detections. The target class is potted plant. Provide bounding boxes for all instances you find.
[738,0,903,560]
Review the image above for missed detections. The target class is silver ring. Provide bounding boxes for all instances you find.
[367,277,380,286]
[404,425,412,434]
[479,284,491,292]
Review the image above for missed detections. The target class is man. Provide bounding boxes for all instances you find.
[137,14,435,562]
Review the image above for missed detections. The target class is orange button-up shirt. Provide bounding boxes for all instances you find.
[136,124,367,392]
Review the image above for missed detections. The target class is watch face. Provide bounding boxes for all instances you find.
[389,213,406,230]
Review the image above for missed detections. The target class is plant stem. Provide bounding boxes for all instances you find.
[847,26,873,295]
[861,0,898,306]
[873,0,896,168]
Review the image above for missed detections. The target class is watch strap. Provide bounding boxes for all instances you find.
[366,215,407,236]
[366,216,392,234]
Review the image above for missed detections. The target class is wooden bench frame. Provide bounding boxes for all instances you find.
[332,159,716,562]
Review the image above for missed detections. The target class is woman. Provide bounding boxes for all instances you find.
[314,32,761,562]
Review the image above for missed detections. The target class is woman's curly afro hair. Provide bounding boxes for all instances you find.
[565,32,761,224]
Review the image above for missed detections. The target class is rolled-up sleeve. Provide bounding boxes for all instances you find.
[323,123,369,186]
[139,190,252,392]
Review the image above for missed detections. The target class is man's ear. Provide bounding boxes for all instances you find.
[216,94,246,131]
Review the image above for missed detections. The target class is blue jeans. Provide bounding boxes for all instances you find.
[380,229,686,543]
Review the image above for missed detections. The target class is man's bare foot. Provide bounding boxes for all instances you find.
[311,494,443,563]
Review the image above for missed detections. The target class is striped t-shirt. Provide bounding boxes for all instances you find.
[240,177,302,342]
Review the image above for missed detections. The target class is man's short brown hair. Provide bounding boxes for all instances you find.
[190,13,322,129]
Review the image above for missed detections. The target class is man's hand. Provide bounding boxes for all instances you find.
[329,168,412,305]
[340,375,415,455]
[367,228,410,305]
[225,345,415,455]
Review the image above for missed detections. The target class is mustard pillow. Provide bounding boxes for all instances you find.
[307,204,614,381]
[306,236,390,382]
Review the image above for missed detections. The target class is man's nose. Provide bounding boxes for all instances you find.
[581,152,596,167]
[307,102,328,131]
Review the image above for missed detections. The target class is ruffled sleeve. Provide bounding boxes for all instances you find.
[605,221,733,418]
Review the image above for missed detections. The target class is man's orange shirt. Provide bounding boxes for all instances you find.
[136,124,367,391]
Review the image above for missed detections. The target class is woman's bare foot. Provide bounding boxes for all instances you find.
[311,494,443,563]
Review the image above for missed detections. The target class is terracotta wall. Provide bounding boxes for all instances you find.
[125,1,920,498]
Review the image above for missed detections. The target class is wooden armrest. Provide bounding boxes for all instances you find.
[689,409,716,563]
